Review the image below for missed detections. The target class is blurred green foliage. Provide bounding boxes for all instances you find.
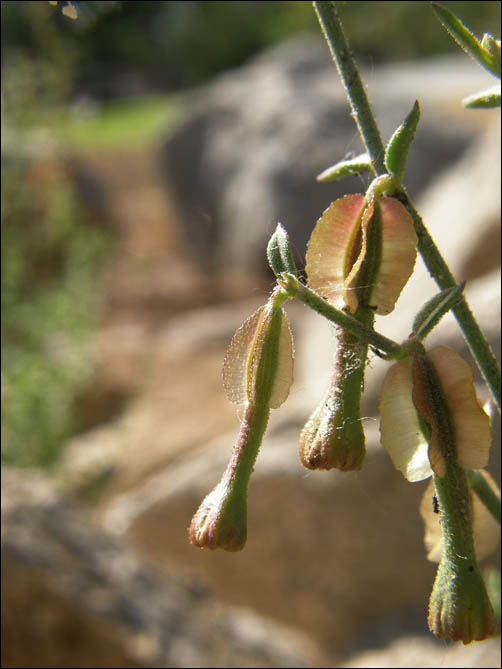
[1,26,112,467]
[62,94,184,149]
[1,155,111,468]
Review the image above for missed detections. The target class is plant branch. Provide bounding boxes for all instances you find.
[278,273,402,358]
[404,198,501,412]
[313,1,386,174]
[467,469,501,524]
[314,0,501,413]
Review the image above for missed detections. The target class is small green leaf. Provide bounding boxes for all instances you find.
[481,34,501,77]
[316,154,373,182]
[432,3,500,78]
[463,84,501,109]
[412,283,465,341]
[384,100,420,183]
[267,223,298,278]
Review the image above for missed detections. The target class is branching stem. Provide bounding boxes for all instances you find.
[313,0,501,413]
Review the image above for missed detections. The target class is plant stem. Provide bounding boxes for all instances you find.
[278,273,402,357]
[467,469,501,524]
[313,1,386,175]
[314,0,501,413]
[403,198,501,412]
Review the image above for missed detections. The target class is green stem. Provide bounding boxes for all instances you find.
[404,198,501,412]
[433,466,476,567]
[225,401,271,492]
[314,1,501,413]
[313,1,386,175]
[278,273,402,357]
[467,469,501,524]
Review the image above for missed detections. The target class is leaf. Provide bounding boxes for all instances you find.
[379,356,433,482]
[369,197,417,315]
[412,283,465,341]
[305,194,366,311]
[432,3,500,78]
[463,84,501,109]
[384,100,420,182]
[426,347,491,471]
[222,305,294,409]
[317,154,374,182]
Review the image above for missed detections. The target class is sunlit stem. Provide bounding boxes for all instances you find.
[313,0,501,412]
[278,273,402,358]
[313,1,386,174]
[467,469,501,524]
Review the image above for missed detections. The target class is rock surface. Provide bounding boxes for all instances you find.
[1,469,328,668]
[160,36,498,276]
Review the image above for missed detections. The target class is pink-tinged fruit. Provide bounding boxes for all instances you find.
[379,347,491,481]
[306,194,417,314]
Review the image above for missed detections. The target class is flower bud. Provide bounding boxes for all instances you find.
[299,325,366,471]
[267,223,298,278]
[189,470,247,551]
[189,298,294,550]
[428,550,500,643]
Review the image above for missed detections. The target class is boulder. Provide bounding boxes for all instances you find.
[1,468,328,668]
[160,35,498,276]
[340,633,501,668]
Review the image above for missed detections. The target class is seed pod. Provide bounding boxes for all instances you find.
[222,303,294,409]
[306,194,417,315]
[190,298,294,551]
[379,346,491,481]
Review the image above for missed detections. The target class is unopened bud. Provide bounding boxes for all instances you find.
[299,326,366,471]
[190,297,294,551]
[428,550,499,643]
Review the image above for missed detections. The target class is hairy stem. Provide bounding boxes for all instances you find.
[314,0,501,412]
[313,1,386,174]
[278,273,402,357]
[404,197,501,412]
[467,469,501,524]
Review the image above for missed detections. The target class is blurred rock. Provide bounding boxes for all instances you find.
[160,35,498,276]
[340,634,501,668]
[102,420,438,653]
[1,469,328,669]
